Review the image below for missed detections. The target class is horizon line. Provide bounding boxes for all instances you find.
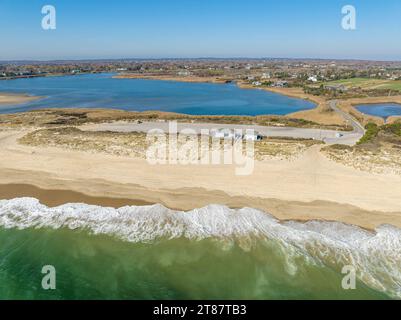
[1,56,401,63]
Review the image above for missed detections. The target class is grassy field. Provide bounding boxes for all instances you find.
[324,78,401,91]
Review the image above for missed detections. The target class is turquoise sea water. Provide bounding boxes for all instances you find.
[356,103,401,119]
[0,73,315,115]
[0,199,399,300]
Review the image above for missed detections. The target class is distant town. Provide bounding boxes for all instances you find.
[2,58,401,100]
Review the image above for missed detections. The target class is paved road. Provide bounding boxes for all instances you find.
[80,101,365,146]
[327,100,365,145]
[82,119,362,146]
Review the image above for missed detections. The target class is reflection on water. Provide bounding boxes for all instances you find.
[0,73,315,115]
[356,103,401,119]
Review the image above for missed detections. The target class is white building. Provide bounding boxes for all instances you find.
[261,73,271,79]
[211,129,238,140]
[211,129,263,141]
[308,76,318,82]
[177,70,191,76]
[271,81,288,87]
[243,132,263,141]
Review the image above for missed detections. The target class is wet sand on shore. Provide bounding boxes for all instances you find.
[0,93,41,106]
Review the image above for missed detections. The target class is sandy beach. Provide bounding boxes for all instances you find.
[113,73,228,83]
[0,93,41,106]
[0,126,400,230]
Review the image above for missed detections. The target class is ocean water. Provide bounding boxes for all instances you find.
[0,198,399,300]
[356,103,401,119]
[0,73,315,115]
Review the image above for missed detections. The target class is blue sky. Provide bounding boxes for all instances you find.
[0,0,400,60]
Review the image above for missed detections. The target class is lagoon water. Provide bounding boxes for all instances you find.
[356,103,401,119]
[0,73,315,115]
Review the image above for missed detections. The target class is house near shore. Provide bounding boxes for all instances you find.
[271,80,288,88]
[261,73,271,79]
[308,75,318,82]
[177,70,191,76]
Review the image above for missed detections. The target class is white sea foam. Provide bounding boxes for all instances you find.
[0,197,400,298]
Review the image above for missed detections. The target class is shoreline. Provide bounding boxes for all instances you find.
[113,74,348,126]
[236,83,348,126]
[113,73,229,84]
[5,72,399,127]
[0,183,151,208]
[114,73,321,101]
[356,102,401,122]
[0,182,398,231]
[338,96,401,125]
[112,73,401,125]
[0,74,350,129]
[0,92,42,107]
[3,72,400,124]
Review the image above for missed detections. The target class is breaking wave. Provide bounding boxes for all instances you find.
[0,197,400,299]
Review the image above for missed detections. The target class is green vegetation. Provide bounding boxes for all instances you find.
[357,123,379,145]
[324,78,401,92]
[324,144,353,151]
[261,81,273,86]
[357,122,401,145]
[305,78,401,99]
[325,122,401,175]
[382,123,401,137]
[0,108,350,131]
[303,84,326,96]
